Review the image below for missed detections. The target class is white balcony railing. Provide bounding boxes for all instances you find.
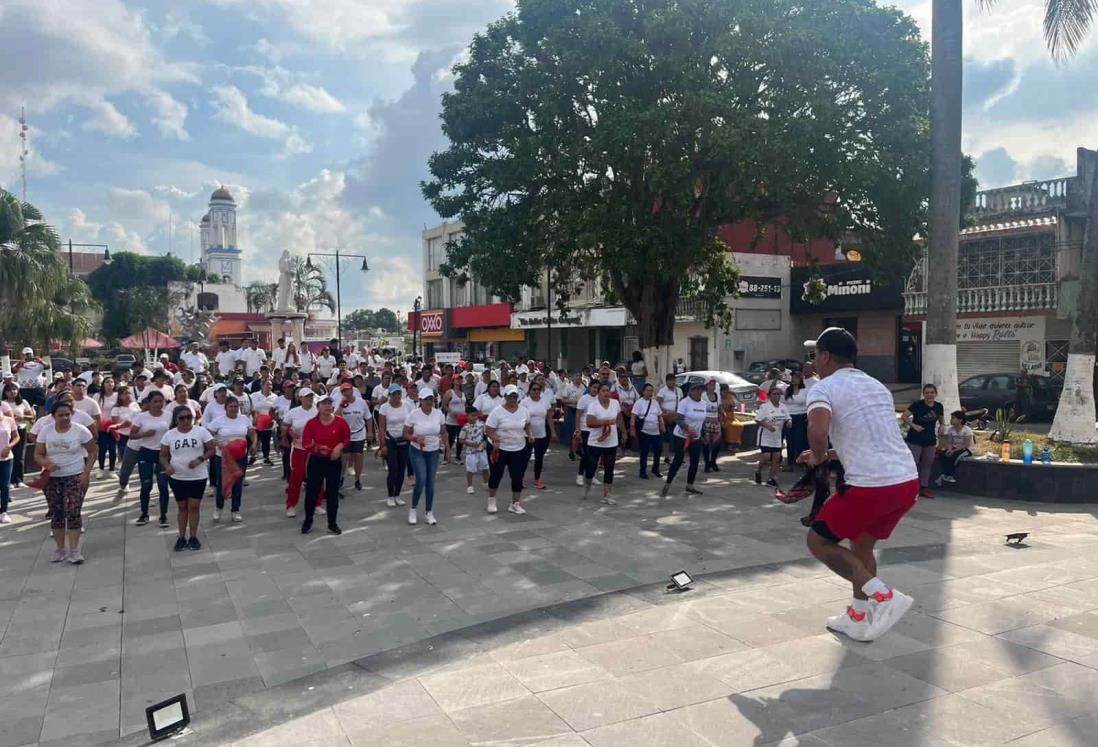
[904,283,1058,316]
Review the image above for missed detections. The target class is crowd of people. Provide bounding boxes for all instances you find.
[0,328,930,641]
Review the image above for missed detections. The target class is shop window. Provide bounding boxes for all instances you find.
[427,279,444,309]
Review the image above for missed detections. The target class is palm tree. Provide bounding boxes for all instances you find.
[926,0,1096,442]
[0,189,95,350]
[244,281,278,313]
[288,256,336,315]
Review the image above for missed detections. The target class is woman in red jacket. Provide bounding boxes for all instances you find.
[301,395,350,535]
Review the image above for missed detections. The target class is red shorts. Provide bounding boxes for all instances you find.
[813,479,918,541]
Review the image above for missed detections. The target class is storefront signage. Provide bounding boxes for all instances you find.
[790,265,904,313]
[514,311,585,328]
[434,352,461,364]
[737,276,782,299]
[417,310,447,338]
[955,316,1045,343]
[511,307,628,329]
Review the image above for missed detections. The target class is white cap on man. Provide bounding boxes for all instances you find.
[418,388,435,401]
[503,384,520,397]
[297,387,316,398]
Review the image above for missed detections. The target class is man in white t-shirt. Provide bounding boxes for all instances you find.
[271,338,289,371]
[801,327,918,643]
[238,339,267,377]
[181,342,210,373]
[215,342,240,378]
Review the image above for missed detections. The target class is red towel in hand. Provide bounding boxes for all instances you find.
[596,424,612,443]
[220,444,245,496]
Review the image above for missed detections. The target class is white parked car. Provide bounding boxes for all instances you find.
[674,370,761,411]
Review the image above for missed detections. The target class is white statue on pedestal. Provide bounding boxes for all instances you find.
[276,250,294,312]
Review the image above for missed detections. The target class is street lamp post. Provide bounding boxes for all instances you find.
[305,250,369,353]
[412,296,422,361]
[66,239,111,275]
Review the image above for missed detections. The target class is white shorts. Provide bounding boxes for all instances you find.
[465,451,489,472]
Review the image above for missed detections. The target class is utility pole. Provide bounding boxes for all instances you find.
[306,250,369,354]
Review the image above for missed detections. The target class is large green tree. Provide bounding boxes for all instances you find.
[343,307,402,334]
[287,256,336,314]
[86,252,194,341]
[424,0,931,374]
[0,189,96,350]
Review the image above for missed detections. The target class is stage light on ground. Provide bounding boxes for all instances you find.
[146,694,190,741]
[667,570,695,592]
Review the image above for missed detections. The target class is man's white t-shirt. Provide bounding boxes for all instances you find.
[39,422,93,477]
[161,426,213,481]
[656,385,681,414]
[201,400,226,428]
[806,367,917,488]
[485,405,530,451]
[316,355,337,379]
[216,350,239,377]
[585,398,621,448]
[273,395,294,421]
[72,397,102,419]
[239,347,267,376]
[405,407,445,452]
[285,406,318,449]
[674,396,708,439]
[576,392,595,433]
[181,350,209,371]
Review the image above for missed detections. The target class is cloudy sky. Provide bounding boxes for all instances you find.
[1,0,1094,313]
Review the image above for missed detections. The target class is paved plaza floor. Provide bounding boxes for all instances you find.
[2,445,1098,747]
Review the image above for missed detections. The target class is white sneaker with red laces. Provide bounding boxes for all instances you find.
[826,605,871,641]
[864,589,914,641]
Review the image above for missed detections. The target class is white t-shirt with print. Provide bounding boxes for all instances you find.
[340,399,371,442]
[806,367,917,488]
[485,405,530,452]
[111,403,140,437]
[161,426,214,481]
[674,396,708,439]
[585,398,621,448]
[754,400,791,449]
[39,422,93,477]
[405,407,445,452]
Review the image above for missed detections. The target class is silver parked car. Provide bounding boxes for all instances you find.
[674,370,760,411]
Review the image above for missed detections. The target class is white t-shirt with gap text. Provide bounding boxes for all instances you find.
[806,367,917,488]
[161,426,213,481]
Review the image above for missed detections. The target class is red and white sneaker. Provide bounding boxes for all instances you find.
[533,480,547,490]
[864,589,914,641]
[826,605,871,641]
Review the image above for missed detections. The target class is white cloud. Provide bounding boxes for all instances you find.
[157,12,210,47]
[107,187,171,225]
[153,184,200,200]
[238,65,347,113]
[63,208,150,255]
[210,85,312,156]
[82,100,137,139]
[281,83,346,113]
[146,90,190,140]
[0,114,61,190]
[0,0,197,138]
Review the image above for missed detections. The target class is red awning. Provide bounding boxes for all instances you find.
[451,303,512,328]
[120,329,180,350]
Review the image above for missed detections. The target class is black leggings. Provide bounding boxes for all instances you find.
[306,455,341,526]
[385,436,409,497]
[940,449,971,477]
[488,446,531,493]
[446,424,463,459]
[704,440,721,468]
[532,436,550,480]
[97,429,117,470]
[258,429,272,460]
[577,431,589,475]
[583,445,617,484]
[11,428,27,484]
[281,444,291,479]
[666,435,702,486]
[638,432,662,475]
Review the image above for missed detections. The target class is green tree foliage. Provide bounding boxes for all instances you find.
[288,256,335,314]
[0,189,96,350]
[86,252,194,341]
[424,0,931,355]
[344,307,401,333]
[245,281,278,313]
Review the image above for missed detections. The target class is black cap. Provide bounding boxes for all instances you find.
[816,327,858,362]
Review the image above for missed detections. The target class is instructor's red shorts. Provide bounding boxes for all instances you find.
[813,479,919,542]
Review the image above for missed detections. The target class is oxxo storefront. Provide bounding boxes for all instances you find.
[790,264,907,383]
[409,304,520,362]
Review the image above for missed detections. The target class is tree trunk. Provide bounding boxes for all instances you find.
[1049,159,1098,445]
[629,283,678,384]
[923,0,964,415]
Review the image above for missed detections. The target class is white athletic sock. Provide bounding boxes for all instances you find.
[862,577,890,598]
[851,598,869,614]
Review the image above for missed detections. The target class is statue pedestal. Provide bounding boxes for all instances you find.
[266,312,307,346]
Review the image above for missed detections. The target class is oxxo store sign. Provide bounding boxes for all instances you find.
[417,310,447,338]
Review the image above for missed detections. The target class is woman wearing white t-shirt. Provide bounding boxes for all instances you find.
[473,381,504,421]
[337,382,372,491]
[282,388,319,517]
[661,382,707,497]
[2,382,35,488]
[159,405,215,551]
[208,395,256,522]
[402,389,447,525]
[520,383,555,490]
[250,380,278,466]
[701,378,723,473]
[632,383,665,479]
[94,378,119,474]
[656,373,681,465]
[111,386,141,500]
[485,385,534,515]
[442,386,466,465]
[128,391,173,527]
[574,383,598,486]
[0,411,19,523]
[754,386,791,488]
[378,384,413,507]
[582,382,624,504]
[35,401,95,564]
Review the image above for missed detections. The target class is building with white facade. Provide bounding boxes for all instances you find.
[169,187,248,318]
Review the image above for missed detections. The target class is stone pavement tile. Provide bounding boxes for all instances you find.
[1047,610,1098,639]
[932,597,1078,635]
[50,657,121,688]
[1021,585,1098,615]
[232,708,344,747]
[122,613,181,637]
[418,660,529,711]
[886,692,1049,745]
[686,647,805,694]
[617,660,732,710]
[234,737,350,747]
[945,634,1063,677]
[39,727,121,747]
[40,680,120,741]
[882,647,1014,692]
[192,675,267,712]
[957,668,1098,730]
[825,663,947,711]
[253,645,328,687]
[449,694,573,745]
[1007,710,1098,747]
[344,713,469,746]
[686,600,812,646]
[332,678,441,732]
[613,603,698,635]
[575,634,684,676]
[909,575,1033,612]
[999,624,1098,663]
[528,736,590,747]
[502,649,612,693]
[0,650,57,692]
[246,627,312,654]
[187,641,262,687]
[537,679,660,732]
[675,694,803,746]
[646,623,748,662]
[755,635,870,681]
[809,711,956,747]
[586,574,640,592]
[0,714,42,747]
[182,620,245,648]
[831,630,931,662]
[556,618,629,649]
[488,632,571,663]
[581,709,711,747]
[736,675,881,736]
